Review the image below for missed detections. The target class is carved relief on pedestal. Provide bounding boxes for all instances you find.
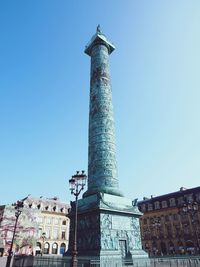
[101,214,112,229]
[99,214,143,252]
[101,229,118,250]
[131,217,142,249]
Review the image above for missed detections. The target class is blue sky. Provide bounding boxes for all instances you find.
[0,1,200,205]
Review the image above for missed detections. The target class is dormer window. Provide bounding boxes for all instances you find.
[177,197,184,206]
[148,204,153,211]
[185,194,193,202]
[196,193,200,202]
[154,201,160,210]
[53,206,56,212]
[169,198,176,207]
[162,201,168,208]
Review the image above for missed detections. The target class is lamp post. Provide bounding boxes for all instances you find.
[69,170,87,267]
[41,232,46,256]
[182,202,199,254]
[6,200,24,267]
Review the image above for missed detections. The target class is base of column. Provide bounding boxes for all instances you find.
[66,193,149,265]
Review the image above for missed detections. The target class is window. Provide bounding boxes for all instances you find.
[37,217,44,223]
[54,218,59,225]
[52,243,58,254]
[196,193,200,202]
[44,242,50,254]
[62,220,67,225]
[46,217,52,224]
[61,231,66,240]
[166,225,172,237]
[177,197,184,206]
[185,194,193,202]
[53,206,56,212]
[53,229,58,239]
[45,227,51,239]
[169,198,176,207]
[162,201,168,208]
[165,215,169,221]
[183,225,190,235]
[154,201,160,210]
[148,204,153,211]
[175,225,180,236]
[150,218,153,224]
[60,243,66,255]
[143,218,147,225]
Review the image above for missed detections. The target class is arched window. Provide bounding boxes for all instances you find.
[178,241,184,254]
[152,241,158,255]
[168,241,175,254]
[62,220,67,225]
[36,242,41,249]
[160,242,167,255]
[52,243,58,254]
[43,242,50,254]
[60,243,66,255]
[186,240,195,255]
[35,242,41,256]
[53,206,56,212]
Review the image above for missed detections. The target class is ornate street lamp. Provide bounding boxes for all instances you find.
[41,232,46,256]
[6,200,24,267]
[182,202,199,254]
[69,170,87,267]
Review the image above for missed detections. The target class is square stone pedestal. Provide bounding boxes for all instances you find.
[67,193,149,265]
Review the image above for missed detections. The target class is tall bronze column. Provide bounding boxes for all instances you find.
[66,26,149,266]
[84,25,123,198]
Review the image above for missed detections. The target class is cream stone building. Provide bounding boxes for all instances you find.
[23,196,70,255]
[0,196,70,256]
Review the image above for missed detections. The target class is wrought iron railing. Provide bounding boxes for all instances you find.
[8,255,200,267]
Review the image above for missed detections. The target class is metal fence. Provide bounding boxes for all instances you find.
[90,257,200,267]
[3,255,200,267]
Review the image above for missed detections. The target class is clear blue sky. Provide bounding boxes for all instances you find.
[0,1,200,205]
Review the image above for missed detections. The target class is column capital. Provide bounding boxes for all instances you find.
[85,27,115,56]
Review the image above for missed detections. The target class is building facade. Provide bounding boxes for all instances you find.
[0,196,70,256]
[138,187,200,256]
